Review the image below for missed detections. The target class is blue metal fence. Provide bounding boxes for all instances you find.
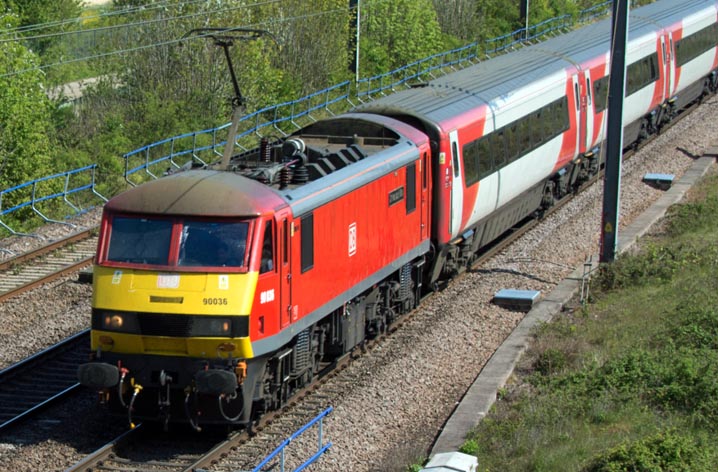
[0,165,107,236]
[1,2,612,233]
[252,407,333,472]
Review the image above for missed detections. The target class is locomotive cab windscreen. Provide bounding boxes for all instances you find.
[101,215,253,271]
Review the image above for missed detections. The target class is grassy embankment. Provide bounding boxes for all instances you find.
[461,170,718,471]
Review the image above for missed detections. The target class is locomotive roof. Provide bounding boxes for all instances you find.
[105,170,287,217]
[353,0,714,132]
[107,114,427,219]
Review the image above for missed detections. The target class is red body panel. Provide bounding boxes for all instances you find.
[249,142,432,344]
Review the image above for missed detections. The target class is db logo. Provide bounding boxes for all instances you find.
[348,222,357,256]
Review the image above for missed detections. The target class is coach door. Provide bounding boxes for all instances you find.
[663,33,675,98]
[277,210,292,329]
[582,70,594,152]
[573,73,588,156]
[448,130,463,238]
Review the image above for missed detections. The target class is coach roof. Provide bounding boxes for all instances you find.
[354,0,713,128]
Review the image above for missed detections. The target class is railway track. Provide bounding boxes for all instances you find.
[0,228,97,303]
[67,424,231,472]
[0,330,89,433]
[65,354,346,471]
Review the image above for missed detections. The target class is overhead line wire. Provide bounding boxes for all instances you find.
[0,0,284,43]
[0,5,352,79]
[0,0,236,37]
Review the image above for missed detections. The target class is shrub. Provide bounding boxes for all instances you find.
[583,431,709,471]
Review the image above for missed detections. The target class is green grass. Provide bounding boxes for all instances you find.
[462,173,718,471]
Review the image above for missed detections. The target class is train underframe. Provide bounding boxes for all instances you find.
[85,257,426,431]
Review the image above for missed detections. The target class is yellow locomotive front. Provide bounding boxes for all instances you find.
[77,170,286,429]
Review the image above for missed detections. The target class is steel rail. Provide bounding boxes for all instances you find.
[0,228,97,302]
[0,330,90,433]
[64,425,143,472]
[0,228,95,271]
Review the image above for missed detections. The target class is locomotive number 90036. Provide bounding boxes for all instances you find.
[203,297,228,305]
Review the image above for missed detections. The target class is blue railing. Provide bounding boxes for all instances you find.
[0,1,612,233]
[252,407,333,472]
[355,42,482,99]
[0,165,107,236]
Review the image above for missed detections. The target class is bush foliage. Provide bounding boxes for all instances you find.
[465,174,718,470]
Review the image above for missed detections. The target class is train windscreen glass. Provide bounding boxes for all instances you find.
[106,217,250,268]
[177,220,249,268]
[107,217,173,265]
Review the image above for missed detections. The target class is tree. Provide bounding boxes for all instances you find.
[0,13,56,196]
[432,0,481,42]
[1,0,82,55]
[360,0,443,76]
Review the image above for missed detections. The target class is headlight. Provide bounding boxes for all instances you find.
[105,313,124,329]
[190,317,233,336]
[94,310,140,333]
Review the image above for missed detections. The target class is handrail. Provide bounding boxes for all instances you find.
[252,407,333,472]
[0,165,107,235]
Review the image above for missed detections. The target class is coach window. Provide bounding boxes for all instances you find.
[574,82,580,111]
[260,220,274,273]
[422,152,428,190]
[675,23,718,67]
[593,76,609,112]
[517,118,531,155]
[530,109,543,147]
[463,141,479,187]
[506,122,520,163]
[477,136,492,180]
[559,96,570,133]
[406,163,417,214]
[490,130,507,168]
[626,53,658,96]
[452,141,460,178]
[300,213,314,273]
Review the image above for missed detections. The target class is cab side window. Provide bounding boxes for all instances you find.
[260,221,274,273]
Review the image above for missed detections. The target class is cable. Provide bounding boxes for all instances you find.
[0,0,257,37]
[0,0,284,44]
[0,5,352,79]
